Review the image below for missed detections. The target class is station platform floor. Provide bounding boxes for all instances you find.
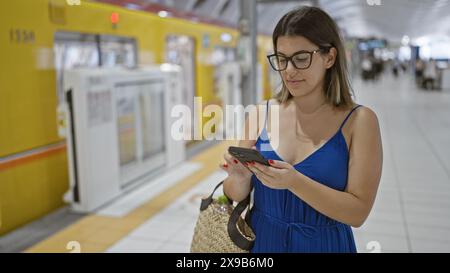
[5,72,450,253]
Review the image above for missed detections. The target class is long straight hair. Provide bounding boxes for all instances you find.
[272,6,354,108]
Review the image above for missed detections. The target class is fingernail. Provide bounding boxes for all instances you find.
[269,160,274,164]
[223,163,228,168]
[233,159,238,164]
[251,161,255,165]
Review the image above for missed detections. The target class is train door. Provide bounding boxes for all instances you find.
[165,35,196,119]
[212,46,237,103]
[216,62,242,139]
[165,35,197,143]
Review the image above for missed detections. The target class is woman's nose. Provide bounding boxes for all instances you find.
[285,60,298,76]
[285,60,297,73]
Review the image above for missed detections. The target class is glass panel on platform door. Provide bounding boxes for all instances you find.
[138,81,165,161]
[116,85,138,167]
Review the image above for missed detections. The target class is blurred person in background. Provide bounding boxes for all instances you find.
[392,58,400,78]
[423,59,438,90]
[361,56,373,81]
[415,59,424,87]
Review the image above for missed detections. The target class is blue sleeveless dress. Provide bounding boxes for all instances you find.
[250,101,361,253]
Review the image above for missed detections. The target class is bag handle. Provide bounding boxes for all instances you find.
[227,194,254,250]
[199,180,254,251]
[199,181,232,211]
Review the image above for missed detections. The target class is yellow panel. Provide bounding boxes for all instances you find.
[257,35,274,100]
[0,150,68,236]
[0,0,58,156]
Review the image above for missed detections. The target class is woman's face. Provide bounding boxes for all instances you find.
[276,35,336,98]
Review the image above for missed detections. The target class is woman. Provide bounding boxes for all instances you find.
[221,6,382,253]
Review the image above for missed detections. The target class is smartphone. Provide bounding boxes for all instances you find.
[228,146,270,166]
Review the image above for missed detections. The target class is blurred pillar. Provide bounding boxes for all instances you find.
[238,0,257,106]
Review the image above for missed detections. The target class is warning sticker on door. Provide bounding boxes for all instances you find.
[88,90,112,127]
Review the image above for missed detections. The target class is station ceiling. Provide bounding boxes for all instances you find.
[106,0,450,41]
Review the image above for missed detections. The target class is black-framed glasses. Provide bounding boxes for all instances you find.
[267,48,329,71]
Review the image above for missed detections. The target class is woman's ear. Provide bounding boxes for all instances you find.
[324,47,337,69]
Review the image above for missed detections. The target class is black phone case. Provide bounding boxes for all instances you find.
[228,146,270,166]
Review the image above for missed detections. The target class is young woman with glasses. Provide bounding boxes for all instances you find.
[220,6,383,253]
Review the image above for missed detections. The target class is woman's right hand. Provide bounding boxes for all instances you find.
[219,147,254,181]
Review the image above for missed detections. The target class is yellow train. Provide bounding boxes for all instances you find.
[0,0,275,235]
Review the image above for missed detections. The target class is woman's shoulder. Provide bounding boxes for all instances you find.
[349,104,380,133]
[353,104,378,120]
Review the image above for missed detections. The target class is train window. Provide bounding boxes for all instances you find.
[99,35,137,69]
[54,32,137,104]
[212,46,236,64]
[54,32,99,104]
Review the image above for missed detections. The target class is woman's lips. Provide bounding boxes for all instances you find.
[287,79,305,85]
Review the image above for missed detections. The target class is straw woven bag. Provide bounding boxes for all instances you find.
[190,181,255,253]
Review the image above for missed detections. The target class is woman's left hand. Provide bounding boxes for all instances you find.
[247,160,300,190]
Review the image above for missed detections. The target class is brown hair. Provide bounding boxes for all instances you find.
[272,6,354,108]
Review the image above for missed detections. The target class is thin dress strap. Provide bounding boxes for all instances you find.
[264,99,270,130]
[339,104,363,130]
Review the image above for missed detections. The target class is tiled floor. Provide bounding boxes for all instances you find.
[97,162,202,217]
[21,72,450,253]
[106,170,227,253]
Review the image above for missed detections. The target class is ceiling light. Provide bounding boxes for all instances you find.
[158,11,169,18]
